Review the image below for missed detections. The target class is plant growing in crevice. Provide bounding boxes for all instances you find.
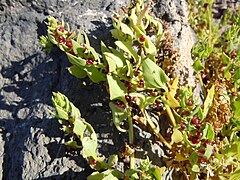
[40,0,240,179]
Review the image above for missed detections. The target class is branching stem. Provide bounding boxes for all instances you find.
[165,104,176,127]
[127,105,135,169]
[144,110,172,149]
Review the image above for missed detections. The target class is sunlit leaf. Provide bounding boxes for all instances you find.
[224,62,232,80]
[183,132,192,146]
[73,118,87,140]
[144,37,157,55]
[104,53,117,72]
[71,39,85,56]
[204,144,214,159]
[233,98,240,118]
[120,22,134,37]
[107,74,127,100]
[152,166,166,180]
[206,124,214,141]
[192,164,200,173]
[175,153,188,162]
[104,52,125,70]
[115,41,138,63]
[66,52,86,67]
[82,137,97,159]
[88,169,122,180]
[65,140,82,149]
[230,167,240,180]
[171,129,183,144]
[222,52,231,64]
[193,59,204,72]
[126,60,133,77]
[142,58,169,91]
[76,30,83,44]
[203,85,215,119]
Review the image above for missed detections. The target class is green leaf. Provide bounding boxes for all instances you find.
[77,30,83,44]
[39,35,53,52]
[83,31,90,46]
[81,32,100,63]
[164,92,180,108]
[192,165,200,173]
[82,137,97,159]
[105,52,125,68]
[206,124,214,141]
[71,39,83,56]
[230,167,240,180]
[124,169,140,179]
[101,41,111,65]
[204,144,214,159]
[104,52,125,73]
[83,67,106,83]
[54,106,69,120]
[104,53,117,72]
[52,92,80,122]
[65,140,82,149]
[182,133,192,146]
[66,52,86,67]
[193,59,204,72]
[109,102,127,132]
[107,74,127,100]
[129,8,138,25]
[233,98,240,118]
[224,62,232,80]
[68,65,87,79]
[88,172,105,180]
[203,85,215,119]
[101,41,111,54]
[120,22,134,37]
[88,169,123,180]
[152,166,165,180]
[73,118,87,140]
[189,151,198,165]
[107,154,118,167]
[144,37,157,55]
[222,52,231,64]
[125,60,133,78]
[175,153,189,161]
[151,19,163,36]
[171,129,183,144]
[222,143,238,158]
[140,157,151,172]
[142,58,169,91]
[115,41,138,63]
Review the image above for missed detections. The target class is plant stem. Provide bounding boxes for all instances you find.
[127,106,135,169]
[144,110,172,149]
[165,104,176,127]
[197,73,206,98]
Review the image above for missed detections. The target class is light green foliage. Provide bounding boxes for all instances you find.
[40,0,240,179]
[52,92,97,157]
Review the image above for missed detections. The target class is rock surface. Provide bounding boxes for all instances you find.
[1,0,237,179]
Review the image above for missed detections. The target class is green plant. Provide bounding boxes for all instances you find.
[40,0,240,179]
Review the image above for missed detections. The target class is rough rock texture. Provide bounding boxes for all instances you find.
[155,0,197,86]
[0,0,208,179]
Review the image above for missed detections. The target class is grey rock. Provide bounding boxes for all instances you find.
[0,0,219,179]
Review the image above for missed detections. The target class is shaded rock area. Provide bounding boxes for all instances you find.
[0,0,238,179]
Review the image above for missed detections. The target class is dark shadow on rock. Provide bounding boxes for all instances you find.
[35,168,94,180]
[0,49,67,179]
